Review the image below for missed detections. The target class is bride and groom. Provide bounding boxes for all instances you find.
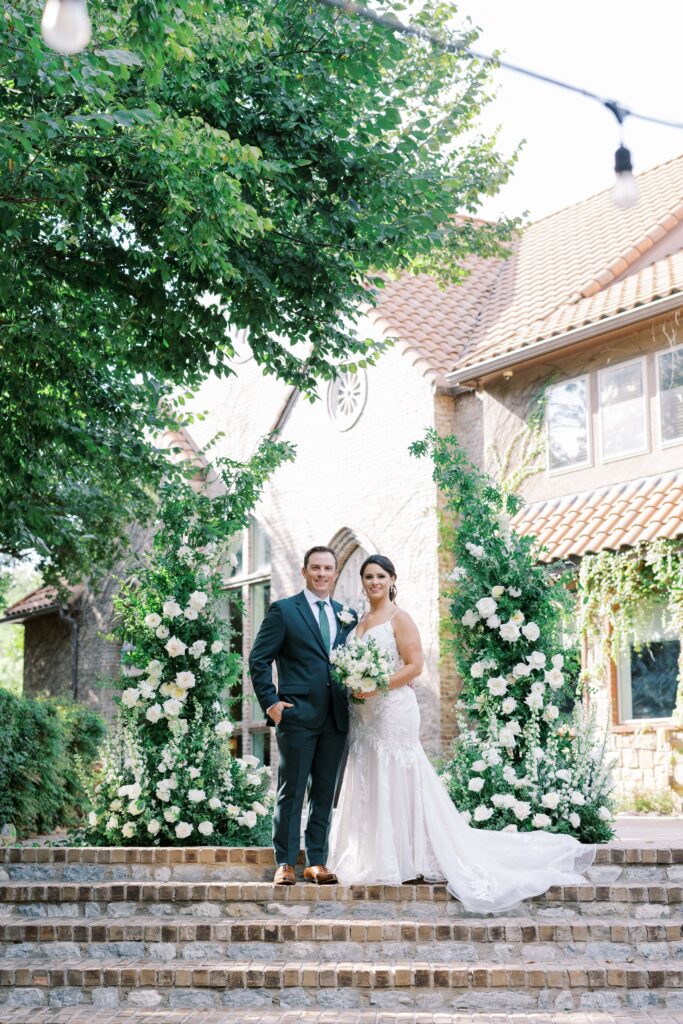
[249,545,594,914]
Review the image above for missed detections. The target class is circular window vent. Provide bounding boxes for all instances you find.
[327,370,368,432]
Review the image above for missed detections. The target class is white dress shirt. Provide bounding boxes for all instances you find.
[304,588,337,648]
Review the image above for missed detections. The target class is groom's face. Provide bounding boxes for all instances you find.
[302,552,338,598]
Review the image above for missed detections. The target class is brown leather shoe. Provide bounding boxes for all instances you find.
[274,864,296,885]
[303,864,338,885]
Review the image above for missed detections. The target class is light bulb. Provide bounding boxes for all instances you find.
[611,144,638,210]
[41,0,91,55]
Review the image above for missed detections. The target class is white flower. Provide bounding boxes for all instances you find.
[510,610,525,625]
[460,809,472,824]
[189,590,208,611]
[499,621,521,642]
[501,696,517,714]
[533,746,544,759]
[163,698,182,718]
[188,788,206,803]
[476,597,498,618]
[486,614,501,629]
[527,651,547,669]
[502,823,519,833]
[139,681,155,700]
[544,704,560,722]
[252,801,267,816]
[110,799,122,811]
[570,790,586,806]
[507,720,521,736]
[448,566,467,581]
[541,792,561,810]
[146,659,163,677]
[246,772,261,786]
[502,765,517,785]
[468,777,484,792]
[487,675,508,697]
[165,636,187,658]
[177,545,193,563]
[513,801,531,821]
[127,800,144,816]
[241,755,260,768]
[208,797,222,810]
[498,727,517,748]
[121,687,140,709]
[106,814,119,831]
[512,662,531,678]
[569,812,581,829]
[598,806,612,821]
[461,609,480,628]
[522,621,540,641]
[189,640,207,659]
[175,671,196,691]
[545,667,564,690]
[226,804,241,817]
[532,813,551,828]
[87,811,97,827]
[187,766,201,780]
[163,599,182,619]
[491,585,505,599]
[118,781,141,800]
[145,612,162,629]
[525,692,544,712]
[556,769,572,783]
[337,606,355,625]
[470,661,485,678]
[486,748,502,766]
[551,653,565,669]
[215,720,234,737]
[238,810,258,829]
[175,718,188,735]
[184,607,199,621]
[473,805,493,821]
[164,806,180,823]
[197,821,214,836]
[466,542,485,559]
[175,821,193,839]
[508,587,521,597]
[210,641,223,654]
[155,625,170,640]
[147,819,161,835]
[472,760,487,772]
[122,822,136,838]
[146,703,162,723]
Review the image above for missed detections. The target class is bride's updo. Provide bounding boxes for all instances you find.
[359,554,398,602]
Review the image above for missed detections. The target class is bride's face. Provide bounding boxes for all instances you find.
[361,564,394,601]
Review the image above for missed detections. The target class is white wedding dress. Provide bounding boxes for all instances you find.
[327,619,595,915]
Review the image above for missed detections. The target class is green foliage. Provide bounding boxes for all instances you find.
[0,557,43,695]
[412,429,615,843]
[0,0,517,589]
[616,788,675,816]
[0,691,105,837]
[77,438,293,846]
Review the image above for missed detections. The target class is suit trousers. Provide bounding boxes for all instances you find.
[272,709,347,867]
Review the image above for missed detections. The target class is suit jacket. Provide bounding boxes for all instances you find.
[249,592,357,732]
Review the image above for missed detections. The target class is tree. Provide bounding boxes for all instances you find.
[412,431,615,844]
[1,0,517,585]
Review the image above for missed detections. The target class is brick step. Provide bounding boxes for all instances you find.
[2,844,681,885]
[1,915,681,963]
[2,881,683,920]
[4,1010,683,1024]
[2,957,683,1012]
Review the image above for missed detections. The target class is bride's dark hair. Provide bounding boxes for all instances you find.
[359,554,398,602]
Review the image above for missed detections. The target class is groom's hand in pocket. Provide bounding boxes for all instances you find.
[266,700,294,725]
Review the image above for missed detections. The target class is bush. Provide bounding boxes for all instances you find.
[0,691,105,837]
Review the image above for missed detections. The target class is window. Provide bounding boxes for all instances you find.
[327,370,368,431]
[221,517,272,764]
[598,358,647,460]
[546,376,590,472]
[617,603,679,722]
[658,345,683,445]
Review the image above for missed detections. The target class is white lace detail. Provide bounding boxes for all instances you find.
[328,620,595,912]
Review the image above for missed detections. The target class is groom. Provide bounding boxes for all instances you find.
[249,545,357,885]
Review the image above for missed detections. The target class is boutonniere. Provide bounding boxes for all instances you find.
[336,605,355,626]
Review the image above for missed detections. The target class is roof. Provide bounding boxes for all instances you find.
[510,468,683,563]
[370,154,683,384]
[0,583,84,624]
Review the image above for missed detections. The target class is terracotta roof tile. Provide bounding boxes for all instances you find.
[511,468,683,562]
[0,583,83,623]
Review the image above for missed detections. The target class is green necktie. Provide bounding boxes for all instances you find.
[316,600,331,651]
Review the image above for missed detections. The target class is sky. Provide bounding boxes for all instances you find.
[450,1,683,223]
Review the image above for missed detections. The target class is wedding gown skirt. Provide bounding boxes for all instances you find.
[328,621,595,915]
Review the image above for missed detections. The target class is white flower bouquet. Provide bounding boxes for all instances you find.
[329,636,391,704]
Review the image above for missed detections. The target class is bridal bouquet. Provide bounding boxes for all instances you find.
[329,637,391,703]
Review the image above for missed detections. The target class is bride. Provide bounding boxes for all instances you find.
[327,554,595,915]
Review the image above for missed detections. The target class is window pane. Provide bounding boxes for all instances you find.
[252,581,271,635]
[547,378,588,471]
[659,348,683,443]
[629,639,679,719]
[250,731,271,767]
[599,361,645,458]
[251,520,271,573]
[225,534,244,580]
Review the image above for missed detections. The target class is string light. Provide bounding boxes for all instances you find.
[41,0,91,55]
[318,0,683,210]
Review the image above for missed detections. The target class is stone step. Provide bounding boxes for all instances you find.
[2,957,683,1011]
[2,844,681,884]
[4,1010,683,1024]
[2,881,683,920]
[1,915,681,963]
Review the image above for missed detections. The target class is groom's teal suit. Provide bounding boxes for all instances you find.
[249,591,357,867]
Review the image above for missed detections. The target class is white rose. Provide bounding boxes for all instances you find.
[513,801,531,821]
[525,692,544,712]
[87,811,97,827]
[552,654,565,669]
[145,612,162,629]
[146,659,163,676]
[187,766,201,779]
[502,823,518,833]
[121,688,140,708]
[127,799,144,816]
[147,819,161,835]
[556,769,572,783]
[177,545,193,562]
[155,624,170,640]
[164,806,180,822]
[466,542,485,559]
[486,614,501,629]
[460,809,472,824]
[461,609,480,628]
[508,720,521,736]
[189,590,208,611]
[175,821,193,839]
[501,696,517,714]
[502,765,517,784]
[122,822,136,838]
[241,755,260,768]
[175,671,196,690]
[499,621,520,642]
[198,821,214,836]
[106,814,119,831]
[470,661,485,679]
[487,675,508,697]
[598,806,612,821]
[511,662,530,678]
[252,801,268,816]
[246,772,261,786]
[183,607,199,620]
[163,600,182,619]
[208,797,222,810]
[165,636,187,658]
[210,641,223,654]
[569,812,581,828]
[521,621,540,641]
[544,704,560,722]
[189,640,207,658]
[491,585,505,599]
[471,760,487,773]
[486,748,502,766]
[527,651,547,669]
[239,810,258,829]
[163,698,182,718]
[473,805,493,821]
[541,792,560,810]
[498,727,517,748]
[476,597,498,618]
[110,799,122,811]
[145,703,162,723]
[215,720,234,736]
[508,587,521,597]
[532,813,551,828]
[449,566,467,581]
[175,718,188,735]
[510,610,525,625]
[545,667,564,690]
[188,789,206,803]
[468,777,484,792]
[570,790,586,805]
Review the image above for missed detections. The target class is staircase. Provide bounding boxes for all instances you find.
[0,842,682,1021]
